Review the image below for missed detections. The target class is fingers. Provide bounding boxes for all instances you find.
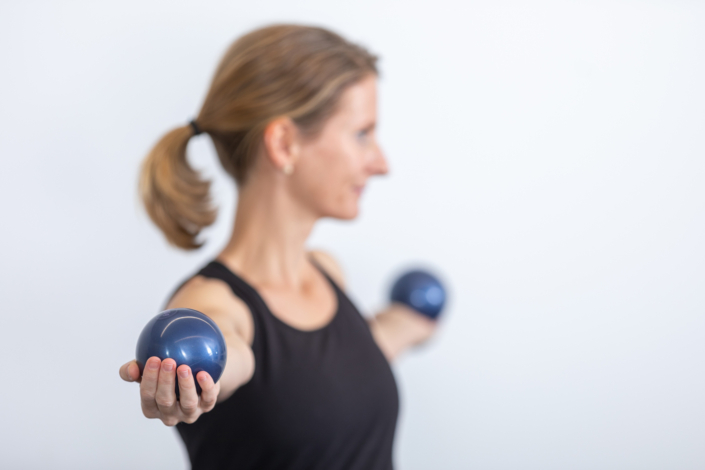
[197,371,219,412]
[155,359,179,424]
[176,366,199,423]
[140,357,161,418]
[133,358,216,426]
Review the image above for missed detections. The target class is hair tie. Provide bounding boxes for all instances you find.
[189,120,203,136]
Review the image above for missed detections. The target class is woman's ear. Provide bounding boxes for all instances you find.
[262,116,300,173]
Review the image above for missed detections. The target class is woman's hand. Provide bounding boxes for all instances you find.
[119,357,220,426]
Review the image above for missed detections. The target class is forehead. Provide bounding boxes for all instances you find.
[329,75,378,126]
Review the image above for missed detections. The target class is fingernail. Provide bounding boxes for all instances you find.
[178,368,188,379]
[163,362,174,372]
[147,359,160,370]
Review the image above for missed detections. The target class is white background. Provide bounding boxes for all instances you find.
[1,1,703,469]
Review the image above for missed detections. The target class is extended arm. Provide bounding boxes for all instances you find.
[367,305,437,362]
[168,277,256,402]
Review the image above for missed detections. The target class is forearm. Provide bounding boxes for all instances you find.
[217,340,255,402]
[368,304,437,363]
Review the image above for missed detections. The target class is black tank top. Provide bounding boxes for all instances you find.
[171,259,400,469]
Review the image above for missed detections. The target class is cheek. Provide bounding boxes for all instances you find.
[296,148,360,211]
[308,142,356,184]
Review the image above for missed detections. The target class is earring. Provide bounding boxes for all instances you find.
[283,163,294,175]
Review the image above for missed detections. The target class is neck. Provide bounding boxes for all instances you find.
[218,177,318,288]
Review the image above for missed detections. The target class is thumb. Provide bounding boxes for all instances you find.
[119,360,141,383]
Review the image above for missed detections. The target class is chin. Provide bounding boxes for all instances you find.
[342,209,359,220]
[325,204,359,221]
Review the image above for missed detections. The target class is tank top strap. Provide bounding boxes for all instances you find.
[196,260,270,316]
[163,258,344,320]
[307,254,344,295]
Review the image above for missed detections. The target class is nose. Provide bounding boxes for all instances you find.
[370,145,389,176]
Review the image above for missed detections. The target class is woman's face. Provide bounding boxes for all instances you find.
[292,74,389,220]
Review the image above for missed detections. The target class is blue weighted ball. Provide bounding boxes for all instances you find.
[136,308,227,396]
[390,270,447,319]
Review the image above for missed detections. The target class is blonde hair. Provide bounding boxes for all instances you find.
[139,24,379,249]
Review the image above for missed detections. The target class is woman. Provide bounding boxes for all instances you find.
[119,23,437,469]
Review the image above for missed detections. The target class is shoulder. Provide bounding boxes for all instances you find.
[165,274,254,345]
[308,249,346,289]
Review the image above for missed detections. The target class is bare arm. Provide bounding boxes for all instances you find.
[367,305,437,362]
[163,276,256,401]
[309,249,438,363]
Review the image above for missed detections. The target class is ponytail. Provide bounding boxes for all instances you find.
[139,125,217,249]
